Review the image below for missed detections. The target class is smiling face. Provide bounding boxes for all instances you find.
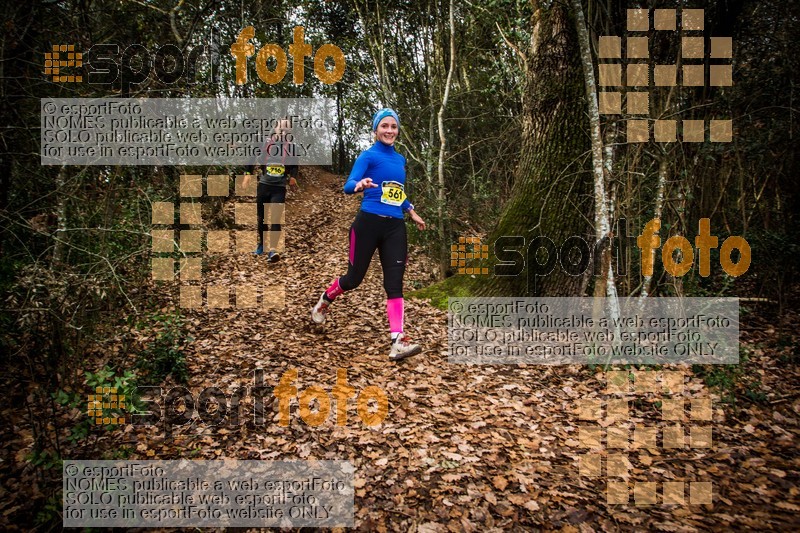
[375,116,398,146]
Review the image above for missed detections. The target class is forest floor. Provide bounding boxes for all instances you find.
[3,167,800,531]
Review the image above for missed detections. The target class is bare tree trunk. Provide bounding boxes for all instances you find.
[570,0,621,345]
[52,164,68,265]
[427,59,436,184]
[436,0,456,274]
[468,1,591,297]
[352,1,394,105]
[425,1,437,189]
[570,0,617,295]
[640,159,668,298]
[336,83,345,173]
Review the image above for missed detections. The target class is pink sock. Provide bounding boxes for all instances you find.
[325,277,344,300]
[386,297,404,334]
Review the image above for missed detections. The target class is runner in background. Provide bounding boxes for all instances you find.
[311,108,427,361]
[243,118,298,262]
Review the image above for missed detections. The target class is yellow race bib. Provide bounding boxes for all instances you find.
[380,181,406,206]
[265,164,285,177]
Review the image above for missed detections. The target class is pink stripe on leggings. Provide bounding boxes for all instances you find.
[386,297,404,333]
[349,227,356,264]
[325,277,344,300]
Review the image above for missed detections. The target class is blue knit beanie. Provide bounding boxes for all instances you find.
[372,108,400,131]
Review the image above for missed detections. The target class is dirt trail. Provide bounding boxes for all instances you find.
[126,168,797,531]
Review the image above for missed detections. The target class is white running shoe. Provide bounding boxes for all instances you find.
[311,295,330,324]
[389,334,422,361]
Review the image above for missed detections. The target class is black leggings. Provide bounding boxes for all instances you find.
[339,211,407,299]
[256,183,286,249]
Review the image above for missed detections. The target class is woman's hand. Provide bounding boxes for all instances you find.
[354,177,378,192]
[409,210,426,231]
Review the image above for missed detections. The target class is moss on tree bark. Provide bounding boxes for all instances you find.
[414,3,592,304]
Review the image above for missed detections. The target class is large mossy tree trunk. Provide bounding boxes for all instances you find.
[475,1,592,296]
[412,1,596,307]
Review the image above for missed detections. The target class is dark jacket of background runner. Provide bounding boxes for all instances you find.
[247,140,299,187]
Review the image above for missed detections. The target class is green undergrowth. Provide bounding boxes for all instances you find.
[409,276,477,310]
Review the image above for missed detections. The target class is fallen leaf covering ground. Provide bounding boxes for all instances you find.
[2,168,799,531]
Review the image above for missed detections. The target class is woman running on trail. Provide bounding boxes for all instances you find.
[311,108,427,361]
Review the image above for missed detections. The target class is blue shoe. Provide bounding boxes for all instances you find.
[267,251,281,263]
[252,244,264,256]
